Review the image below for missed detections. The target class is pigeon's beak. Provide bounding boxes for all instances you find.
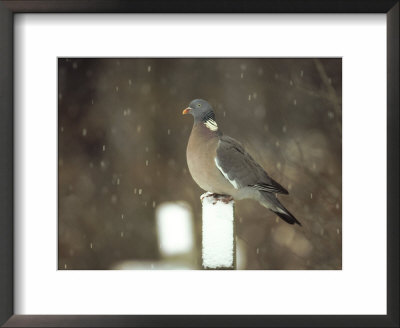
[182,107,192,115]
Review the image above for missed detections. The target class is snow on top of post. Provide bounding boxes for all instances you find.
[201,193,235,269]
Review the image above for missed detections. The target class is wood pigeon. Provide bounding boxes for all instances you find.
[183,99,301,226]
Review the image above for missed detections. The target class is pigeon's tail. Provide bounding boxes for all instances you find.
[260,192,302,226]
[272,207,302,226]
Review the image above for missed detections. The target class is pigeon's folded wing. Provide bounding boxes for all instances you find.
[215,136,288,194]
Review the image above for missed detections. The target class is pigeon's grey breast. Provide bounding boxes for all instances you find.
[186,124,237,195]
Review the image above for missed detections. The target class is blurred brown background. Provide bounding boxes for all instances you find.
[58,58,341,270]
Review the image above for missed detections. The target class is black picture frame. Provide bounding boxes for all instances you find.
[0,1,398,327]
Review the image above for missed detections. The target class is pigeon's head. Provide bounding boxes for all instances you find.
[182,99,214,122]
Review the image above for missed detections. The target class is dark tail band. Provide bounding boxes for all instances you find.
[272,210,302,226]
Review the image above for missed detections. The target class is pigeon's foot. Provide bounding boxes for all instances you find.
[200,192,234,204]
[210,193,234,204]
[200,192,214,201]
[201,192,234,205]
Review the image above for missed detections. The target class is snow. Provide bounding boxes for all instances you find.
[112,259,195,270]
[201,192,235,269]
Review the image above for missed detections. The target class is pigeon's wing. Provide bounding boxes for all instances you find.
[215,136,288,194]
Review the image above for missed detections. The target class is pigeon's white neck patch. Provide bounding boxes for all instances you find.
[204,119,218,131]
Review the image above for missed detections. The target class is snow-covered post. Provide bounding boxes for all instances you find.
[201,192,236,270]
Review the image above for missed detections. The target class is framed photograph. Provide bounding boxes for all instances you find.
[0,1,398,327]
[57,57,342,272]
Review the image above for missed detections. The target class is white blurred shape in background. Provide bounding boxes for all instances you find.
[112,201,196,269]
[156,201,194,257]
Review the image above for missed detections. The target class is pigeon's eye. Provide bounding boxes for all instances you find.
[197,104,201,107]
